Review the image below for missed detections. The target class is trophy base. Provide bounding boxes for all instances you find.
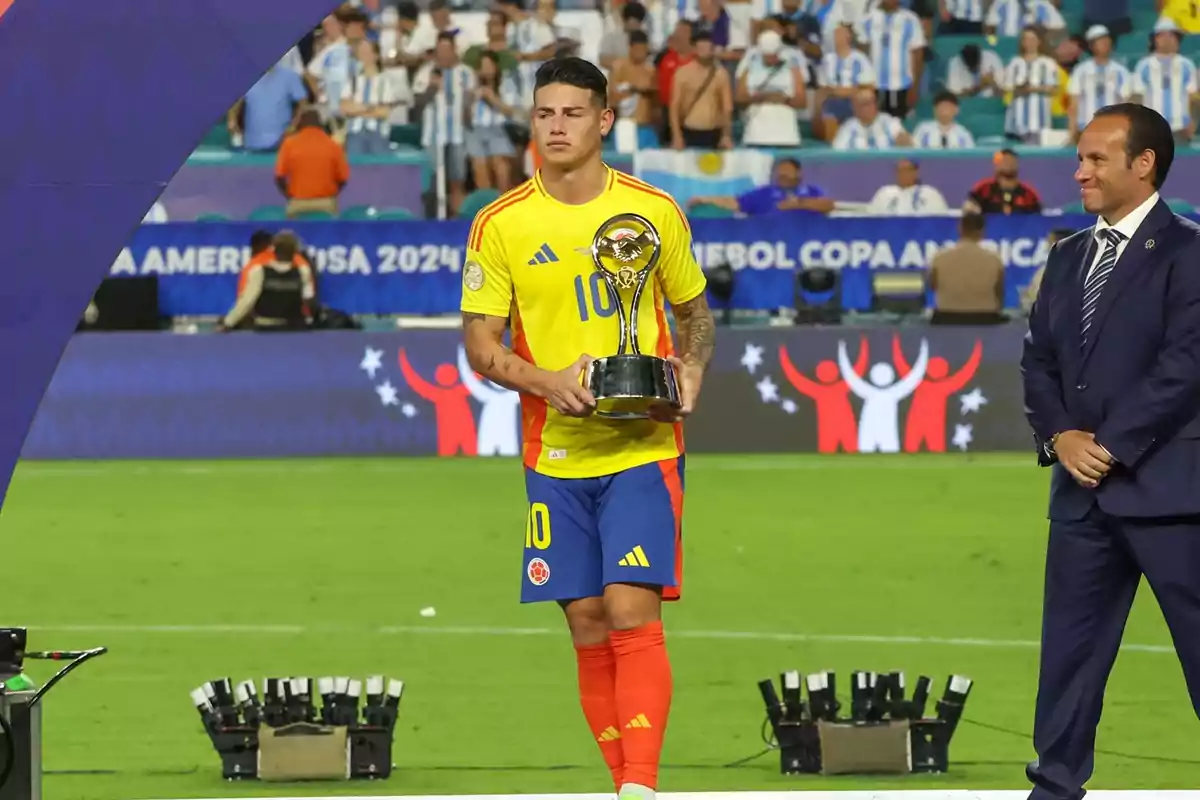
[586,354,680,420]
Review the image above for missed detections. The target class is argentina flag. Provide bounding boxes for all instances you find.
[632,149,776,207]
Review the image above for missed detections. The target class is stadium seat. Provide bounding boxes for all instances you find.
[389,123,422,148]
[371,208,418,220]
[199,123,232,150]
[195,212,230,222]
[341,205,379,220]
[688,203,735,218]
[1060,200,1086,213]
[292,210,336,221]
[458,188,502,220]
[247,205,287,221]
[1167,198,1195,214]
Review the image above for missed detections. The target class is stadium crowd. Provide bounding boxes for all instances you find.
[220,0,1195,217]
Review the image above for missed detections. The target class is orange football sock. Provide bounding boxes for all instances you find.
[575,640,625,791]
[610,620,673,790]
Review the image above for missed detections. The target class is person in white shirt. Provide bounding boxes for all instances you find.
[341,40,403,156]
[1132,17,1199,143]
[946,43,1005,97]
[413,33,475,216]
[738,30,807,145]
[855,0,926,118]
[832,87,913,149]
[985,0,1065,39]
[1067,25,1133,143]
[940,0,985,35]
[501,0,559,108]
[912,91,975,147]
[736,15,808,82]
[1002,25,1061,143]
[867,158,950,215]
[408,0,468,61]
[816,24,877,141]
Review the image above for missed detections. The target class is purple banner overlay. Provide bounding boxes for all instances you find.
[24,327,1029,460]
[0,0,340,511]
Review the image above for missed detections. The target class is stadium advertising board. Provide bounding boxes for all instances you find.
[24,327,1029,460]
[112,215,1097,316]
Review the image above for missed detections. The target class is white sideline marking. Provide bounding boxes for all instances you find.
[141,791,1200,800]
[24,623,1176,654]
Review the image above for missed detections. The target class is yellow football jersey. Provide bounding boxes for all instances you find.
[460,167,707,479]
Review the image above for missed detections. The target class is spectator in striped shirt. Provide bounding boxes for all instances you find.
[1131,17,1198,143]
[599,0,648,69]
[1002,26,1061,143]
[467,51,522,192]
[939,0,985,35]
[500,0,558,108]
[831,87,913,149]
[814,24,876,141]
[341,40,402,156]
[912,91,975,147]
[855,0,926,119]
[985,0,1065,39]
[414,33,475,216]
[1066,25,1133,143]
[867,158,950,214]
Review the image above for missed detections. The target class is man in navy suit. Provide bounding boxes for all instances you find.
[1021,102,1200,800]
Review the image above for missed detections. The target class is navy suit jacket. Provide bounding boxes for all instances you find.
[1021,199,1200,521]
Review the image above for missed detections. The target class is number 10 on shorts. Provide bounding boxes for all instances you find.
[525,502,552,550]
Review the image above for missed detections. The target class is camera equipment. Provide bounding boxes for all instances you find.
[194,672,404,781]
[757,667,971,776]
[0,627,108,799]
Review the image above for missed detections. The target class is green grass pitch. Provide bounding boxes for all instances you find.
[1,454,1196,800]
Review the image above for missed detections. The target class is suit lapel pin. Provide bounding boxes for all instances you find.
[1145,239,1155,250]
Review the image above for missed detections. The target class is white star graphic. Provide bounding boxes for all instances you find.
[756,376,779,403]
[959,387,988,415]
[741,343,764,374]
[401,403,417,418]
[360,347,384,379]
[780,398,798,414]
[951,423,974,451]
[376,381,399,406]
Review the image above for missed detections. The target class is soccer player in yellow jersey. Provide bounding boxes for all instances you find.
[460,57,715,800]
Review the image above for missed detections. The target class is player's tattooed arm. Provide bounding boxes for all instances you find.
[672,293,716,370]
[462,311,549,395]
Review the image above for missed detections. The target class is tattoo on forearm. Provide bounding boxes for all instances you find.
[673,296,716,369]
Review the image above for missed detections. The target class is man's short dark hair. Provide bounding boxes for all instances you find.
[776,157,801,171]
[396,1,419,21]
[534,57,608,107]
[622,1,647,22]
[250,230,274,254]
[1091,102,1175,189]
[961,212,986,236]
[273,231,300,261]
[692,29,713,44]
[933,90,958,106]
[436,30,457,46]
[999,147,1018,158]
[629,30,650,47]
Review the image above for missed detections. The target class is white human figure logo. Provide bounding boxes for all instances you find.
[837,338,930,454]
[456,345,521,457]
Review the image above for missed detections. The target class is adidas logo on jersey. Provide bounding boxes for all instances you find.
[527,243,559,265]
[617,546,650,568]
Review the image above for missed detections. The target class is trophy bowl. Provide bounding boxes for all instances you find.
[586,354,681,419]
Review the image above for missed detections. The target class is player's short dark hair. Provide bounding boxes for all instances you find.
[1091,102,1175,189]
[933,90,958,106]
[534,57,608,107]
[960,212,986,236]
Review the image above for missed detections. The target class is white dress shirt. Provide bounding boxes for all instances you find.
[1086,191,1160,280]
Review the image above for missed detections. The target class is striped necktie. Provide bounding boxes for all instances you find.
[1080,228,1125,346]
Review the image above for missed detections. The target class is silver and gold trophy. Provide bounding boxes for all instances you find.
[584,213,681,419]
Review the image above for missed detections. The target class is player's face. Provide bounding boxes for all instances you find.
[1076,116,1150,215]
[532,82,614,167]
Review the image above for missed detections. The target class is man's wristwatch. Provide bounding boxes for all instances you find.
[1045,432,1062,458]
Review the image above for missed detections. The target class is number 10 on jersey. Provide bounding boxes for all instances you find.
[574,272,617,322]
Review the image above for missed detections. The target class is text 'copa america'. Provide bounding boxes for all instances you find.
[108,237,1054,277]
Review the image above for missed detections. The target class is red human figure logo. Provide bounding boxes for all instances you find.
[397,348,478,456]
[892,336,982,453]
[778,336,870,453]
